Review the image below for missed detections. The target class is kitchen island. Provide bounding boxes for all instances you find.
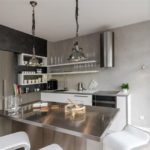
[0,101,118,150]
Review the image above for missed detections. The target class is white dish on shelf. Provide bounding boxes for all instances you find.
[21,82,47,86]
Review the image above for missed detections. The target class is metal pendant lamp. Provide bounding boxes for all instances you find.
[28,1,39,66]
[68,0,87,62]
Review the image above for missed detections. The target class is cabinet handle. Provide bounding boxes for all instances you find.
[74,95,89,98]
[94,101,115,104]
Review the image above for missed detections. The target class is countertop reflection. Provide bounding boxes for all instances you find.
[0,101,118,141]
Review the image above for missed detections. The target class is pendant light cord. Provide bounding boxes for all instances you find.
[68,0,87,61]
[32,6,35,37]
[75,0,79,39]
[32,4,36,55]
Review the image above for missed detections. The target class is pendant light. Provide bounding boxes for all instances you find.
[68,0,87,62]
[28,1,39,66]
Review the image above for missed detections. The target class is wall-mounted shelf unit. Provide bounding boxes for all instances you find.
[48,60,99,75]
[18,73,47,86]
[49,70,99,75]
[47,60,96,67]
[17,53,48,93]
[18,53,47,67]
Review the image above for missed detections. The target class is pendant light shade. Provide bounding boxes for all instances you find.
[28,1,39,66]
[28,48,39,66]
[68,0,87,62]
[68,41,87,62]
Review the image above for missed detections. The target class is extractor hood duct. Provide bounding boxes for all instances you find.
[100,31,114,68]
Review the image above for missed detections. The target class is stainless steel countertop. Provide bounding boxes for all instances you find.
[0,101,118,141]
[41,90,96,95]
[94,91,120,96]
[41,90,129,97]
[41,90,118,96]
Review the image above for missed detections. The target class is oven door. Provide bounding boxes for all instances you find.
[92,95,116,108]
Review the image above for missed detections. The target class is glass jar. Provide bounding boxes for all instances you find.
[4,95,22,116]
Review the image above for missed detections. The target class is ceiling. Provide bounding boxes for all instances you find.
[0,0,150,42]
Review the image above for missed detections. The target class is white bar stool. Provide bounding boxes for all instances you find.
[103,125,150,150]
[0,132,30,150]
[40,144,63,150]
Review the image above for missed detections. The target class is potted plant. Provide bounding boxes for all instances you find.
[121,83,129,93]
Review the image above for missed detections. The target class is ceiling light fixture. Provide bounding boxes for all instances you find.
[28,1,39,66]
[68,0,87,62]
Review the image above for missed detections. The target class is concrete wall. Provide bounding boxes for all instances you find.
[47,21,150,128]
[0,51,16,109]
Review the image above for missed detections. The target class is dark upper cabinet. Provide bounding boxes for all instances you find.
[0,25,47,56]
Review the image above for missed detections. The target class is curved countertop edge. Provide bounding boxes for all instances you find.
[0,114,101,141]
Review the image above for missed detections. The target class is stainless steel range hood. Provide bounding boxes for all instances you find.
[100,31,114,68]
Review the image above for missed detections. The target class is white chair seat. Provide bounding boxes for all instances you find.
[40,144,63,150]
[103,125,150,150]
[0,132,30,150]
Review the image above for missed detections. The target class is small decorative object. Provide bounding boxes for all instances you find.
[88,79,98,90]
[121,83,129,93]
[32,102,41,112]
[40,103,49,112]
[65,99,86,118]
[32,102,49,112]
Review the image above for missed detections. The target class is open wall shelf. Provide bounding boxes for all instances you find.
[47,60,96,67]
[18,73,47,86]
[48,59,99,75]
[18,53,47,67]
[49,70,99,75]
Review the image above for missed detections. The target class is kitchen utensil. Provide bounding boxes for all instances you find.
[77,82,85,91]
[67,99,80,108]
[47,79,58,90]
[88,80,98,90]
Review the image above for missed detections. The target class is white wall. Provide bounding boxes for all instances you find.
[47,21,150,128]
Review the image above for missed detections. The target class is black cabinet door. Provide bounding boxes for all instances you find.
[35,37,47,56]
[0,25,47,56]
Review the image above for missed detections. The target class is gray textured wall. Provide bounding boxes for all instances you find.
[0,51,16,109]
[48,21,150,128]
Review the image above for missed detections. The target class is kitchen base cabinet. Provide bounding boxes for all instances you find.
[12,121,43,150]
[41,93,74,104]
[43,128,86,150]
[0,117,12,136]
[41,93,92,106]
[11,120,87,150]
[108,95,131,132]
[11,120,103,150]
[72,94,92,106]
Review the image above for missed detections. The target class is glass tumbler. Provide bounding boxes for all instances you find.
[4,95,22,115]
